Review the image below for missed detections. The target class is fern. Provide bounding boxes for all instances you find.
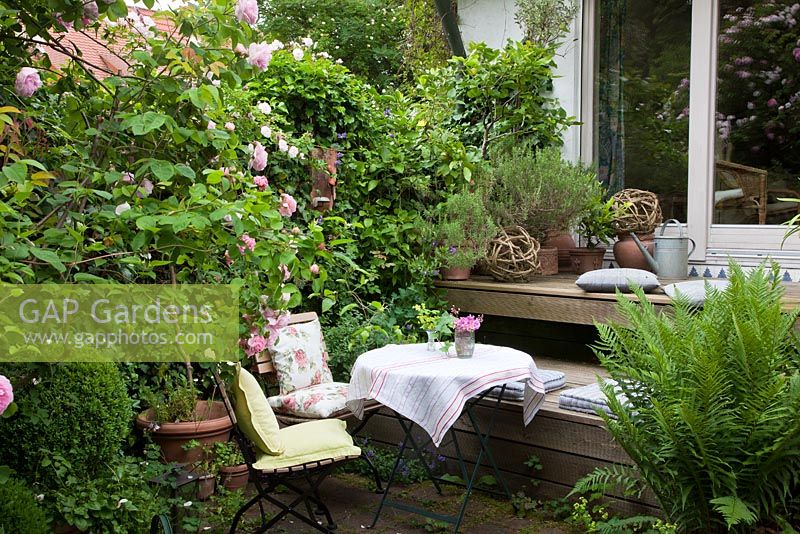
[571,464,643,501]
[590,261,800,532]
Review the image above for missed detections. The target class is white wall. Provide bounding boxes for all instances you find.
[456,0,583,163]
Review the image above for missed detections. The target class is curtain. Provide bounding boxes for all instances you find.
[596,0,626,193]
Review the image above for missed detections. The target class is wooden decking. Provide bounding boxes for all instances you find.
[358,355,659,515]
[437,274,800,326]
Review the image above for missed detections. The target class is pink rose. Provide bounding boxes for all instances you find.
[794,47,800,63]
[279,263,291,281]
[767,98,778,107]
[137,178,153,198]
[253,175,269,190]
[224,122,235,131]
[120,172,135,184]
[83,1,99,20]
[238,233,256,254]
[235,0,259,25]
[294,349,308,367]
[250,141,268,171]
[15,67,42,98]
[245,334,268,357]
[0,375,14,415]
[247,43,273,71]
[234,43,248,56]
[310,263,320,275]
[263,308,290,342]
[279,193,297,217]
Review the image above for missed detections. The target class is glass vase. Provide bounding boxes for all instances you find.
[425,330,437,352]
[454,330,475,359]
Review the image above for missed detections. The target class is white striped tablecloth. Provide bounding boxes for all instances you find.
[346,343,546,447]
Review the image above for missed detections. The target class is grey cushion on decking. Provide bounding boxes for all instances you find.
[558,381,625,419]
[486,369,566,401]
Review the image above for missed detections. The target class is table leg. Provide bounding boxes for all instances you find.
[369,386,514,534]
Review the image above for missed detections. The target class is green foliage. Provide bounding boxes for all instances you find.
[46,450,178,534]
[576,193,616,248]
[515,0,580,48]
[212,441,245,469]
[569,497,676,534]
[417,41,574,158]
[345,437,445,484]
[590,262,800,532]
[259,0,406,87]
[431,190,497,269]
[0,363,132,486]
[0,477,49,534]
[399,0,451,78]
[484,144,599,238]
[141,374,199,423]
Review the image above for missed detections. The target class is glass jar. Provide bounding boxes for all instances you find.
[454,330,475,358]
[425,330,437,352]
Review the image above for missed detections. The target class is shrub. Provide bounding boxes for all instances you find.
[0,477,49,534]
[577,262,800,532]
[431,189,497,269]
[0,363,132,486]
[259,0,406,87]
[416,41,574,158]
[484,143,600,239]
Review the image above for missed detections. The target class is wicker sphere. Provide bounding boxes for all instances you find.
[611,188,662,235]
[486,226,541,282]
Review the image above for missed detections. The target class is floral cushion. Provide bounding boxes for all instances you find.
[271,319,333,395]
[268,382,349,419]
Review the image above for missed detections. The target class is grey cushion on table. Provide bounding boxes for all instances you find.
[558,381,626,419]
[575,268,660,293]
[486,369,566,401]
[662,279,729,307]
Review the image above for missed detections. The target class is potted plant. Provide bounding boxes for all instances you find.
[213,441,248,492]
[484,144,599,273]
[571,193,616,274]
[432,190,497,280]
[136,376,233,464]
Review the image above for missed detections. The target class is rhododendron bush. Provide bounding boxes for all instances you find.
[0,0,328,339]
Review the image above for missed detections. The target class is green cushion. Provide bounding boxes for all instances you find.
[253,419,361,470]
[232,364,285,455]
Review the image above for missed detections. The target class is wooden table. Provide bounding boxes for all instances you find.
[437,274,800,326]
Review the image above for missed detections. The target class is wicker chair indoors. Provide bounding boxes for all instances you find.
[212,366,375,534]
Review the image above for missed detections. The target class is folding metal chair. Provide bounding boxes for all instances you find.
[212,368,372,534]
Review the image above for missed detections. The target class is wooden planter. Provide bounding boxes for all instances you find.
[135,401,233,464]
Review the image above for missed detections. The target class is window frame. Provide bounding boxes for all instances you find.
[580,0,800,263]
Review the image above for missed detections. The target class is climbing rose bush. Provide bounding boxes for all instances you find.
[0,0,330,347]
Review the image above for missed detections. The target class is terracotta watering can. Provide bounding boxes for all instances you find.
[630,219,696,279]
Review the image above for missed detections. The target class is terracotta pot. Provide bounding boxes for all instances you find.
[570,247,606,275]
[440,267,471,281]
[197,473,215,501]
[135,401,233,464]
[544,232,577,273]
[613,233,655,272]
[219,464,249,491]
[538,247,559,276]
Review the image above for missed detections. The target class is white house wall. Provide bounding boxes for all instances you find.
[456,0,583,163]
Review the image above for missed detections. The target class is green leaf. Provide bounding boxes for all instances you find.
[710,497,756,528]
[3,162,27,183]
[31,248,66,273]
[132,112,167,135]
[73,273,110,283]
[322,297,335,313]
[149,160,175,181]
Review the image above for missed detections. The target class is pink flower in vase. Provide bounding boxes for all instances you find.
[453,314,483,333]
